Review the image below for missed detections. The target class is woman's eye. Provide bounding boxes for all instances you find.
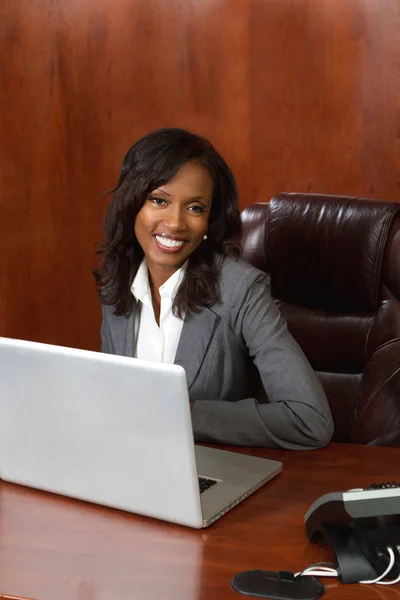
[149,196,167,206]
[188,205,205,214]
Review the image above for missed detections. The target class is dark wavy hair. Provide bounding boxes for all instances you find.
[94,128,241,316]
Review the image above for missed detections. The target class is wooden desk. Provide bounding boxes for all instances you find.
[1,443,399,600]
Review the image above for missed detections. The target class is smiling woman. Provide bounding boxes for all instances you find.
[95,128,334,449]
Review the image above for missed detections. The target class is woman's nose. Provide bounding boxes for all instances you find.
[162,206,186,231]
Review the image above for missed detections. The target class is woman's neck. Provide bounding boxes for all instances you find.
[147,264,177,326]
[150,286,161,325]
[146,262,179,291]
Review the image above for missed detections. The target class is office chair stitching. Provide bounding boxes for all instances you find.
[364,318,375,363]
[356,363,400,426]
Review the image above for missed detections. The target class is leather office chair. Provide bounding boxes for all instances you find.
[240,193,400,446]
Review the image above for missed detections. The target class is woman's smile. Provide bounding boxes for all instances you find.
[154,234,186,252]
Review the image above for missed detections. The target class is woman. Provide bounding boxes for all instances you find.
[95,128,333,449]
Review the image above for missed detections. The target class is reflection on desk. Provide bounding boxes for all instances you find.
[1,443,399,600]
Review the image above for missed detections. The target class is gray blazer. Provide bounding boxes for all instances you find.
[101,256,334,449]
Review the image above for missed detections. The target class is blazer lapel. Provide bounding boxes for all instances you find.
[174,307,220,389]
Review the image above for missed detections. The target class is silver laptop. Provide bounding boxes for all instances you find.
[0,336,282,528]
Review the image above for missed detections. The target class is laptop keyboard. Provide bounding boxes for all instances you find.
[199,476,218,494]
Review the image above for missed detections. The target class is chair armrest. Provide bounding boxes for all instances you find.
[351,338,400,446]
[367,428,400,447]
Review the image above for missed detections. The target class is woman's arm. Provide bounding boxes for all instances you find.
[100,305,116,354]
[191,271,334,449]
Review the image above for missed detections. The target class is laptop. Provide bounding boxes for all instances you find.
[0,336,282,528]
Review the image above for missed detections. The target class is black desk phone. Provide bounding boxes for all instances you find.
[305,482,400,583]
[232,483,400,599]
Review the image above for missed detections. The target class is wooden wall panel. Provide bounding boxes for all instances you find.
[0,0,399,350]
[248,1,400,202]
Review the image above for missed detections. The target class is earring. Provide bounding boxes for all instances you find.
[203,234,208,240]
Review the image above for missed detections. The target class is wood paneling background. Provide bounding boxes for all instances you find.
[1,0,399,350]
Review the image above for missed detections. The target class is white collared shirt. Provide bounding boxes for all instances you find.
[130,259,186,363]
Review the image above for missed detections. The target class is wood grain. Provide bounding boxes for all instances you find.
[1,443,399,600]
[0,0,399,349]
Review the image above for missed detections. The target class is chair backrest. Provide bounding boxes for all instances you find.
[240,193,400,444]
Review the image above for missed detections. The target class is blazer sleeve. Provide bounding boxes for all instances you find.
[100,305,116,354]
[191,271,334,450]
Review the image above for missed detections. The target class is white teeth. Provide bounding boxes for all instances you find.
[155,235,185,249]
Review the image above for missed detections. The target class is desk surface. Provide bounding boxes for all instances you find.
[1,443,399,600]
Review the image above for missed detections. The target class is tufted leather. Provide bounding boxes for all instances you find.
[240,193,400,446]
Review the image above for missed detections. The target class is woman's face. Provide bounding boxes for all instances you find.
[134,161,213,281]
